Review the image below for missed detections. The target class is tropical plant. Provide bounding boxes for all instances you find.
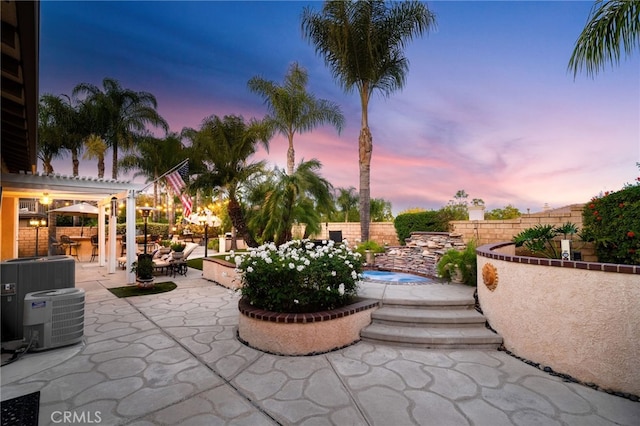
[569,0,640,77]
[72,77,168,179]
[248,159,334,245]
[512,223,582,259]
[370,197,394,222]
[186,114,270,248]
[120,132,187,221]
[235,239,363,313]
[37,94,75,174]
[248,62,344,175]
[82,134,108,178]
[335,186,359,222]
[436,241,477,286]
[302,0,436,242]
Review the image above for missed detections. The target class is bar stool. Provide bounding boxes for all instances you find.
[60,235,80,260]
[90,234,99,262]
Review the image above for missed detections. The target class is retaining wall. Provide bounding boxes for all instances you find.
[477,242,640,396]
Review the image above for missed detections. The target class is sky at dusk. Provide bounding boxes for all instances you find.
[40,1,640,214]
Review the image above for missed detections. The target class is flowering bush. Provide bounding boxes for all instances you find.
[232,239,363,313]
[582,165,640,265]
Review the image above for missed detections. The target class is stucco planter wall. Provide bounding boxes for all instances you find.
[202,257,242,289]
[477,242,640,396]
[238,298,379,355]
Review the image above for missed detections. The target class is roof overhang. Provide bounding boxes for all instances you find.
[1,172,145,203]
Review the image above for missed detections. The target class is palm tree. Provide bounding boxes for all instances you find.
[336,186,358,222]
[302,0,435,241]
[120,132,187,221]
[248,62,345,175]
[82,134,108,178]
[569,1,640,77]
[250,159,334,245]
[73,77,168,179]
[370,197,393,222]
[187,115,270,248]
[38,94,68,174]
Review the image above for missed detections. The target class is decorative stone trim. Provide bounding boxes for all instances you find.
[477,242,639,274]
[238,297,380,323]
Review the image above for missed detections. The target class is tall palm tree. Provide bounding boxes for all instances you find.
[336,186,358,222]
[250,159,334,245]
[187,115,270,248]
[82,134,108,178]
[73,77,168,179]
[302,0,435,241]
[120,132,187,221]
[38,94,68,174]
[569,0,640,77]
[248,62,344,175]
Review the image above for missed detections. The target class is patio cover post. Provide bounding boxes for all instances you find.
[98,201,106,266]
[126,190,137,284]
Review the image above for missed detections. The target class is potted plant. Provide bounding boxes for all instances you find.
[171,242,186,260]
[132,253,155,289]
[436,241,477,286]
[159,240,172,255]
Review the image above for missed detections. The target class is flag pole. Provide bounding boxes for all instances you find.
[139,159,189,192]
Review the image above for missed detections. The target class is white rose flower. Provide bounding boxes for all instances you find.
[338,283,345,295]
[289,262,295,269]
[247,266,254,273]
[331,271,337,276]
[297,265,304,271]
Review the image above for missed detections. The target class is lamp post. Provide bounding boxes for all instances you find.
[199,216,209,258]
[30,218,47,256]
[139,207,154,254]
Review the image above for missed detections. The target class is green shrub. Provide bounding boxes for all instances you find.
[436,241,477,286]
[355,240,385,255]
[394,211,447,244]
[582,184,640,265]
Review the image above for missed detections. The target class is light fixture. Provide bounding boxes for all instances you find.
[40,193,51,205]
[30,218,47,256]
[111,197,118,218]
[138,207,154,255]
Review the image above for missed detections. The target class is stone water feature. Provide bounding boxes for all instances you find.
[373,232,467,278]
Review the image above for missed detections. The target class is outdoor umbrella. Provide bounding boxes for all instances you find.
[49,202,99,236]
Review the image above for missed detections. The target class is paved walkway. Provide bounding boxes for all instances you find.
[2,251,638,425]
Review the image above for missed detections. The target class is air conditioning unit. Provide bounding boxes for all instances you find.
[23,288,85,351]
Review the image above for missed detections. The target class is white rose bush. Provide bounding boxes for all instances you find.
[233,239,363,313]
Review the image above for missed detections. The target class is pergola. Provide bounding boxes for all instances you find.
[1,172,145,283]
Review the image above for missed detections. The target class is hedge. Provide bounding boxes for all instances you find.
[394,211,448,245]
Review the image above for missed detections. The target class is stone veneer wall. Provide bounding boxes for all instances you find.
[373,232,466,278]
[477,242,640,397]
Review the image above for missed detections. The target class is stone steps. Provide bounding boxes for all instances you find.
[361,296,502,350]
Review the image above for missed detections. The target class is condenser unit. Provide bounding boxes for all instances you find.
[23,288,85,351]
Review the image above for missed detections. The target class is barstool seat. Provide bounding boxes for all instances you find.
[60,235,80,260]
[90,235,99,262]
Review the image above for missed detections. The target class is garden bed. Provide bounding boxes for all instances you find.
[238,297,379,355]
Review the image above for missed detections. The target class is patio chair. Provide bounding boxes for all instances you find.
[59,235,79,260]
[49,236,65,255]
[329,230,343,243]
[120,234,126,256]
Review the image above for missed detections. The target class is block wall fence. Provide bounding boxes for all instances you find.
[15,204,593,259]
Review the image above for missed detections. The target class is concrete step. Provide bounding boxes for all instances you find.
[372,306,486,328]
[361,323,502,350]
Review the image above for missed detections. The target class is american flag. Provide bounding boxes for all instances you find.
[166,161,193,217]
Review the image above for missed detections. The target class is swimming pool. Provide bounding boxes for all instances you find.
[362,270,434,284]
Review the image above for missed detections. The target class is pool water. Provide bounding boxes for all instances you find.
[362,270,433,284]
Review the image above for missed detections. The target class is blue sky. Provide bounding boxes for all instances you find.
[41,1,640,214]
